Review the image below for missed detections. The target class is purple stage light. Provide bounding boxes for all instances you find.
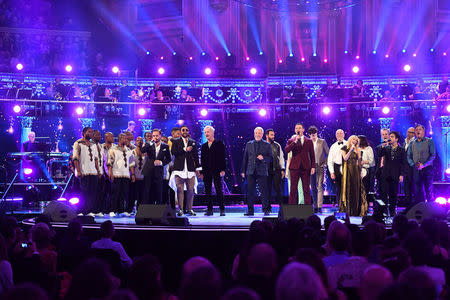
[278,59,283,63]
[112,66,119,74]
[57,198,67,201]
[157,67,165,75]
[160,56,164,60]
[69,197,80,205]
[385,54,389,58]
[204,67,212,75]
[215,56,219,61]
[301,57,305,62]
[177,120,185,126]
[322,106,331,115]
[352,66,360,73]
[138,108,146,116]
[13,105,21,113]
[200,109,208,117]
[16,63,24,71]
[355,55,360,60]
[413,53,417,57]
[444,52,447,56]
[445,167,450,175]
[7,126,13,134]
[258,108,267,117]
[250,67,257,75]
[65,65,73,72]
[382,106,390,114]
[435,197,447,205]
[189,56,193,60]
[75,107,84,115]
[403,64,411,72]
[23,168,33,175]
[446,104,450,113]
[323,58,328,63]
[246,57,250,61]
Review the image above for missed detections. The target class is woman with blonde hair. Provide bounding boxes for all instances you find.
[340,135,368,216]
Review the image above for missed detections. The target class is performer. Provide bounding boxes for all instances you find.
[123,121,136,136]
[107,133,135,217]
[265,129,285,210]
[124,131,136,150]
[327,129,347,206]
[171,125,200,216]
[407,125,436,203]
[285,123,315,205]
[23,131,37,152]
[167,127,181,210]
[72,127,100,215]
[144,131,152,144]
[103,132,115,216]
[340,135,368,217]
[403,127,416,206]
[131,137,147,210]
[93,130,105,216]
[379,131,407,216]
[142,129,171,205]
[308,126,329,213]
[241,127,272,216]
[200,126,226,216]
[376,128,390,199]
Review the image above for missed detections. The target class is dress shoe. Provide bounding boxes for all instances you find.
[188,210,196,216]
[244,212,254,216]
[177,210,183,217]
[204,210,213,216]
[220,210,225,216]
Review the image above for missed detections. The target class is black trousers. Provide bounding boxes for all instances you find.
[80,175,98,214]
[403,165,414,206]
[103,177,113,213]
[381,176,399,215]
[144,175,163,204]
[162,179,170,206]
[129,179,145,211]
[246,174,269,213]
[333,163,342,204]
[96,176,108,213]
[111,178,130,213]
[413,166,434,203]
[204,173,224,211]
[267,170,283,206]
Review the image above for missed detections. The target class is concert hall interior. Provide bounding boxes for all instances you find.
[0,0,450,299]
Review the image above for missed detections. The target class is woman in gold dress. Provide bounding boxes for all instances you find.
[340,135,368,217]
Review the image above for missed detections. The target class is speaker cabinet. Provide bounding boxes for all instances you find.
[278,204,314,221]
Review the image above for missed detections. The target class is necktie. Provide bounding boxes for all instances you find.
[338,142,343,145]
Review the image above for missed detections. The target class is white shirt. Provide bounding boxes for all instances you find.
[92,238,132,267]
[361,146,375,168]
[327,140,347,174]
[132,149,147,180]
[155,142,161,160]
[107,146,135,178]
[73,139,99,176]
[102,143,116,176]
[94,143,104,175]
[404,137,415,151]
[172,137,197,179]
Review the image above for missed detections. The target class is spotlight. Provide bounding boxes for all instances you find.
[430,48,434,52]
[201,51,206,56]
[58,124,63,130]
[258,108,267,117]
[446,104,450,113]
[250,67,257,75]
[413,53,417,57]
[259,51,263,55]
[402,49,406,53]
[278,59,283,63]
[372,50,376,54]
[313,53,317,57]
[301,57,305,62]
[189,56,193,60]
[356,55,360,60]
[112,66,119,74]
[7,126,13,134]
[157,67,165,75]
[160,56,164,60]
[177,120,184,126]
[444,52,447,56]
[403,64,411,72]
[289,53,294,57]
[16,63,23,71]
[75,107,84,115]
[65,65,73,72]
[445,167,450,175]
[57,198,67,201]
[352,66,360,73]
[13,105,21,113]
[322,106,331,115]
[23,168,33,175]
[69,197,80,205]
[323,58,328,63]
[200,109,208,117]
[138,108,146,116]
[246,57,250,61]
[382,106,390,114]
[172,51,177,55]
[385,54,389,58]
[435,197,447,205]
[204,67,212,75]
[146,51,150,55]
[227,53,231,56]
[344,50,348,54]
[215,56,219,61]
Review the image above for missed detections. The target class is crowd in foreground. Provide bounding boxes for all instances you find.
[0,213,449,300]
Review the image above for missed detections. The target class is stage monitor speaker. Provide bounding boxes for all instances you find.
[43,200,77,222]
[135,204,187,226]
[405,202,448,223]
[278,204,314,221]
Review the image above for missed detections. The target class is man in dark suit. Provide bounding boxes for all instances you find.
[285,123,315,205]
[241,127,273,216]
[142,129,172,205]
[171,125,200,216]
[379,131,407,216]
[200,125,226,216]
[375,128,390,199]
[22,131,37,152]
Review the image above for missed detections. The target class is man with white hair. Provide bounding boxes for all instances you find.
[200,125,227,216]
[327,129,347,206]
[23,131,37,152]
[241,127,273,216]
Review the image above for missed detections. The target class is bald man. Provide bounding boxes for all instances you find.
[327,129,347,206]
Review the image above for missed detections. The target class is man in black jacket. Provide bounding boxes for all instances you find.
[142,129,172,205]
[375,128,390,199]
[379,131,407,216]
[200,125,226,216]
[171,125,200,216]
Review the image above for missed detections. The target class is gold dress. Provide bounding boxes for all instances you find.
[340,146,368,217]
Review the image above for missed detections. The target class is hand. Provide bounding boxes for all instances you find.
[220,171,225,177]
[186,146,193,152]
[311,168,315,175]
[331,173,336,180]
[350,145,355,151]
[382,142,389,148]
[281,170,285,179]
[241,173,245,178]
[131,175,135,183]
[295,135,301,142]
[399,175,404,182]
[257,155,264,160]
[109,174,114,182]
[154,160,162,166]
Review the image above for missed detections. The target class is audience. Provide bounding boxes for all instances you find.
[360,265,393,300]
[0,233,13,294]
[322,221,351,267]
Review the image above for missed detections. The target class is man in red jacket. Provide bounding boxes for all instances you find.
[285,123,316,205]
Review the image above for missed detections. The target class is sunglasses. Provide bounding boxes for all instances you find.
[181,129,189,132]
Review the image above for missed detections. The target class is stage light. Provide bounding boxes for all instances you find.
[372,50,376,54]
[356,55,360,60]
[385,54,389,58]
[322,106,331,115]
[446,105,450,113]
[430,48,434,52]
[368,118,372,123]
[258,108,267,117]
[289,53,294,57]
[65,65,72,72]
[13,105,21,113]
[215,56,219,61]
[227,52,231,56]
[382,106,390,114]
[58,124,63,130]
[403,64,411,72]
[112,66,119,74]
[16,63,23,71]
[157,67,165,75]
[435,197,447,205]
[250,67,257,75]
[138,108,146,116]
[204,67,212,75]
[344,50,348,54]
[160,56,164,60]
[402,49,406,53]
[172,51,177,55]
[69,197,80,205]
[189,56,193,60]
[7,126,13,134]
[278,59,283,63]
[23,168,33,175]
[445,167,450,175]
[75,107,84,115]
[201,51,206,56]
[413,53,417,57]
[323,59,328,63]
[57,198,67,201]
[352,66,360,73]
[177,120,184,126]
[301,57,305,62]
[259,51,263,55]
[246,57,250,61]
[200,109,208,117]
[444,52,447,56]
[313,53,317,57]
[146,51,150,55]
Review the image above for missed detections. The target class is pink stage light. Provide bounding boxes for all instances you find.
[58,124,63,130]
[157,67,165,75]
[7,126,13,134]
[215,56,219,61]
[65,65,73,72]
[382,106,390,114]
[258,108,267,117]
[385,54,389,58]
[301,57,305,62]
[355,55,360,60]
[200,109,208,117]
[69,197,80,205]
[75,107,84,115]
[413,53,417,57]
[160,56,164,60]
[322,106,331,115]
[204,67,212,75]
[16,63,24,71]
[278,59,283,63]
[189,56,193,60]
[323,58,328,63]
[13,105,21,113]
[246,57,250,61]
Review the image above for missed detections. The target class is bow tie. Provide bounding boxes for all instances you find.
[338,142,343,145]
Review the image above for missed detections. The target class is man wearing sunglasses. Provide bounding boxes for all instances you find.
[171,125,200,216]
